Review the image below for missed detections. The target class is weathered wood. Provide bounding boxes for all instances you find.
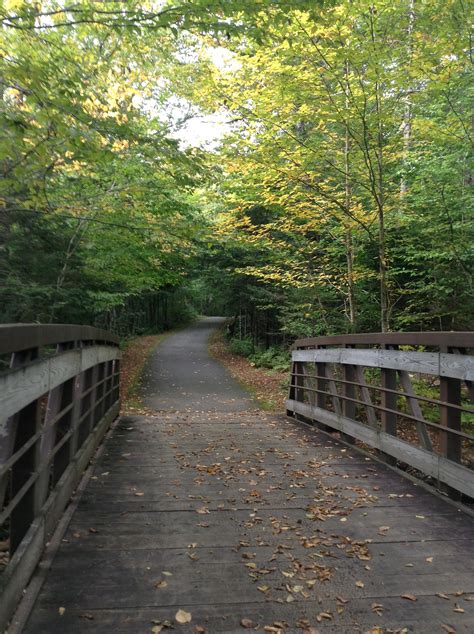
[0,324,121,633]
[0,403,119,632]
[286,399,474,497]
[342,359,356,444]
[354,365,378,427]
[21,411,474,634]
[440,375,461,463]
[295,331,474,349]
[0,346,119,422]
[293,347,474,381]
[398,370,433,451]
[0,324,119,356]
[325,363,342,415]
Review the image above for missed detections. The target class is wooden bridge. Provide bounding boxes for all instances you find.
[0,319,473,633]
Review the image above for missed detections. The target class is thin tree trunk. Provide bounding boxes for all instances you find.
[400,0,415,197]
[344,60,356,328]
[370,9,390,332]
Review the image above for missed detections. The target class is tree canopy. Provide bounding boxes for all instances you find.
[1,0,472,340]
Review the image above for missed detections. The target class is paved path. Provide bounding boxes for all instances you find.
[23,319,474,633]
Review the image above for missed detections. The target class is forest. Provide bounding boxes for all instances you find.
[1,0,472,347]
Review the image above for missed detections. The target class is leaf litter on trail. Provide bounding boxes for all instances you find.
[175,609,192,624]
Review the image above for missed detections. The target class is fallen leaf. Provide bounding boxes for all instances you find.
[355,581,364,588]
[441,625,456,633]
[426,557,433,563]
[175,609,192,624]
[58,607,66,616]
[196,507,210,514]
[317,612,332,621]
[155,580,168,589]
[194,627,206,633]
[240,618,255,628]
[135,492,145,497]
[401,593,417,601]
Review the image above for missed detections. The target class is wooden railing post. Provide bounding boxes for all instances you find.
[381,344,398,465]
[35,343,69,513]
[439,377,461,463]
[316,347,327,411]
[342,346,356,444]
[315,347,331,431]
[69,370,85,462]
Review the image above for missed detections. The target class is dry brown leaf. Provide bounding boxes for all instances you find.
[240,618,255,628]
[441,625,456,633]
[317,612,332,621]
[155,580,168,589]
[401,593,417,601]
[355,581,365,588]
[175,609,192,624]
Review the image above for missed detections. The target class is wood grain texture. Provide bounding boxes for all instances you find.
[0,346,120,421]
[21,411,474,634]
[286,399,474,497]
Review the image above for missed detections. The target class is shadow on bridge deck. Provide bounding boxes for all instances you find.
[18,319,474,633]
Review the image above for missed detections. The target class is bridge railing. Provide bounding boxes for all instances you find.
[286,332,474,498]
[0,324,120,629]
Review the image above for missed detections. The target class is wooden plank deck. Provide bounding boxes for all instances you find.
[22,411,474,633]
[19,320,474,633]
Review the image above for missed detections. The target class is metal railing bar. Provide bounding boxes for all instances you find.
[291,371,474,414]
[288,383,474,442]
[0,472,39,526]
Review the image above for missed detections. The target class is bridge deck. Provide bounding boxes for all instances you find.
[22,320,474,633]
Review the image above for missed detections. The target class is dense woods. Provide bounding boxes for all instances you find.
[1,0,472,344]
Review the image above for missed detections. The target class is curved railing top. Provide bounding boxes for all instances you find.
[294,331,474,349]
[0,323,120,355]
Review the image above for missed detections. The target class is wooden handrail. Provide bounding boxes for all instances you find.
[294,331,474,349]
[287,331,474,500]
[0,323,119,356]
[0,324,121,631]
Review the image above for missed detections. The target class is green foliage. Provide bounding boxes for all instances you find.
[0,0,471,346]
[228,337,254,357]
[248,346,290,373]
